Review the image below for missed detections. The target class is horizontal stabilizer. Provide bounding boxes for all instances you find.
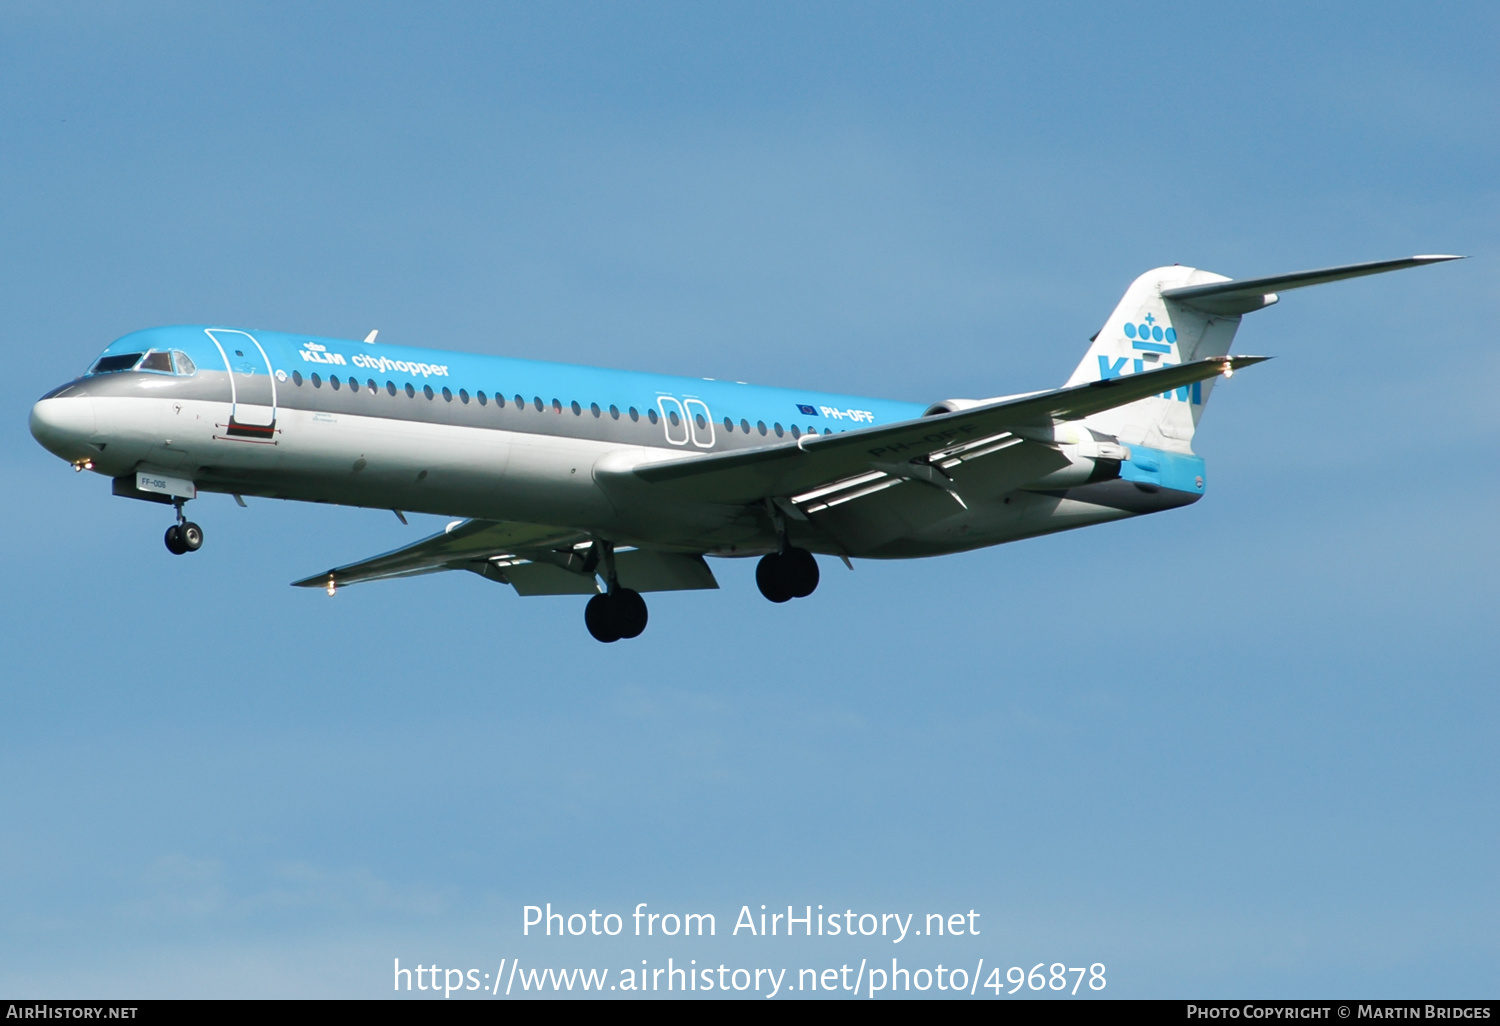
[1162,255,1462,315]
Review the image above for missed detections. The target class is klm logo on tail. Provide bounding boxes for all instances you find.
[1124,313,1176,351]
[1098,313,1201,404]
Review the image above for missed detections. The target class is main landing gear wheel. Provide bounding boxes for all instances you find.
[756,547,819,603]
[584,588,649,643]
[164,521,204,555]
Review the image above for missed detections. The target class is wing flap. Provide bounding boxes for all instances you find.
[491,560,602,596]
[615,550,719,592]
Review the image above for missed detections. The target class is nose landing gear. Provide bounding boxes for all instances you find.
[164,501,204,555]
[582,540,649,643]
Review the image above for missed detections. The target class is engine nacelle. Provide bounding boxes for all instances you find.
[922,390,1048,417]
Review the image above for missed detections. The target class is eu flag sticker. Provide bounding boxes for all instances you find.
[796,404,818,416]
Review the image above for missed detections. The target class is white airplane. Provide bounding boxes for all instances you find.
[30,256,1458,641]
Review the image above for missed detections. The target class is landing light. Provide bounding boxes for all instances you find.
[326,577,337,597]
[72,459,94,472]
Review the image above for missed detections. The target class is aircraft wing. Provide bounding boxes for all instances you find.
[605,355,1265,505]
[291,518,719,596]
[291,519,591,590]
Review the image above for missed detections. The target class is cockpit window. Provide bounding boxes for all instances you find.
[138,351,173,373]
[171,351,196,375]
[91,352,145,373]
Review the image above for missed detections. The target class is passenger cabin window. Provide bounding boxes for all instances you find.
[292,370,304,386]
[91,353,144,374]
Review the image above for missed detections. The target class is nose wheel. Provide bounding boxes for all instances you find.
[164,502,204,555]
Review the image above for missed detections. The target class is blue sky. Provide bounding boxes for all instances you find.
[1,1,1495,998]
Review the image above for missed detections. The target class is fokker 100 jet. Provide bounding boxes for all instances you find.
[30,256,1457,641]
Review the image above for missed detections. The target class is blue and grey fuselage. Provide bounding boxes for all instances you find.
[29,256,1454,638]
[32,323,1202,560]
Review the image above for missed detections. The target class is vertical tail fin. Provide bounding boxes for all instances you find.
[1067,256,1460,453]
[1066,265,1242,453]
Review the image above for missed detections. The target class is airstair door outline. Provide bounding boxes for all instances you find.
[205,329,278,437]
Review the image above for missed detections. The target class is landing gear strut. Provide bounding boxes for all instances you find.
[164,501,204,555]
[755,502,820,603]
[583,540,649,643]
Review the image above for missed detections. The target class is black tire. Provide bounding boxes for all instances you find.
[756,553,793,603]
[785,547,820,598]
[180,522,204,552]
[164,524,187,555]
[585,593,620,642]
[612,588,649,639]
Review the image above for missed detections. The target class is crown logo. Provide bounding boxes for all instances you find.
[1123,312,1176,345]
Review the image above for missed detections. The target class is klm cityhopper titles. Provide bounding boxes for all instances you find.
[30,256,1459,641]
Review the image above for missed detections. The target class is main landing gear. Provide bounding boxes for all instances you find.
[755,501,821,603]
[584,588,648,643]
[163,501,204,555]
[583,540,648,643]
[756,546,819,603]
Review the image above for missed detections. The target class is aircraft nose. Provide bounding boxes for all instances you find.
[30,395,98,459]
